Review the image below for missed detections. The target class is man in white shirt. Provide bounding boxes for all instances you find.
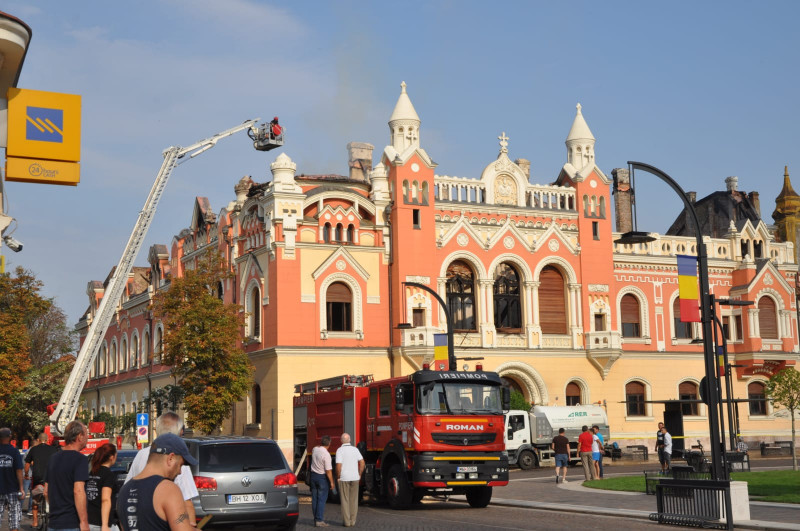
[124,412,198,527]
[334,433,364,528]
[310,436,334,527]
[660,426,673,473]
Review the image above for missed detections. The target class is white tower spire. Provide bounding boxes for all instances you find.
[388,81,421,152]
[565,103,596,171]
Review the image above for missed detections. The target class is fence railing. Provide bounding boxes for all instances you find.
[649,478,733,529]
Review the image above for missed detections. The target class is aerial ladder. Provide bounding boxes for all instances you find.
[49,118,284,435]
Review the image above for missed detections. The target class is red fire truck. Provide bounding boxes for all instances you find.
[293,367,510,509]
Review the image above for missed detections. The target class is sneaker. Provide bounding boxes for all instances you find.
[556,475,559,484]
[315,522,330,527]
[562,478,568,483]
[26,511,33,517]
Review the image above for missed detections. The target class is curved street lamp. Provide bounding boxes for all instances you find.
[616,161,726,481]
[403,281,456,371]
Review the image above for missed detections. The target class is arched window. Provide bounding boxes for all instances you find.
[625,381,646,416]
[154,327,162,364]
[566,381,581,406]
[251,384,262,424]
[621,294,641,337]
[335,224,343,242]
[249,285,261,338]
[323,223,331,243]
[599,196,606,218]
[347,224,354,244]
[326,282,352,331]
[131,335,138,368]
[494,263,521,331]
[539,266,567,334]
[679,381,699,416]
[120,338,128,371]
[748,382,767,415]
[446,260,476,331]
[216,281,224,301]
[120,403,126,416]
[109,342,117,373]
[99,345,107,375]
[141,331,150,366]
[758,296,778,339]
[672,298,694,339]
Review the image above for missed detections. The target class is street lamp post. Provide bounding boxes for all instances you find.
[403,281,456,371]
[618,161,726,481]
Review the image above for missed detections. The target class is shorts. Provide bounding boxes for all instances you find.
[0,492,22,530]
[592,451,601,461]
[555,454,569,467]
[660,451,672,466]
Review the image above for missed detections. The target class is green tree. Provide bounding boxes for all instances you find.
[151,251,253,434]
[93,411,117,437]
[510,390,532,412]
[766,368,800,471]
[3,357,74,441]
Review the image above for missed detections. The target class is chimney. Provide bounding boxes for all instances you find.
[515,158,531,179]
[687,191,696,203]
[725,176,738,192]
[611,168,632,233]
[749,191,761,217]
[347,142,374,181]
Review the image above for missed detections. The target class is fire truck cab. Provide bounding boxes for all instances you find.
[293,368,510,509]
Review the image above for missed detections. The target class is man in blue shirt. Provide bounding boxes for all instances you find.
[0,427,25,531]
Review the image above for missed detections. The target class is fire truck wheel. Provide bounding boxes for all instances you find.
[386,464,413,509]
[518,449,538,470]
[465,486,493,508]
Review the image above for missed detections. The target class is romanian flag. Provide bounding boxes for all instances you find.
[433,333,448,370]
[677,254,701,322]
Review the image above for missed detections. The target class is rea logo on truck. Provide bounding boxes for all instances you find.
[567,411,587,417]
[446,424,485,431]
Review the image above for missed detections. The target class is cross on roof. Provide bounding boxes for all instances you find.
[498,132,509,153]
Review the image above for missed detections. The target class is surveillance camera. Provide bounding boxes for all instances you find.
[3,235,23,252]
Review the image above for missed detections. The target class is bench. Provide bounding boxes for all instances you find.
[643,470,662,495]
[649,478,732,529]
[626,444,649,461]
[760,441,793,457]
[725,452,750,472]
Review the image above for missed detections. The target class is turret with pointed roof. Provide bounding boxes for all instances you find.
[565,103,596,172]
[773,166,800,263]
[388,81,421,152]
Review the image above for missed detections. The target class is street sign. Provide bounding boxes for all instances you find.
[137,425,149,444]
[137,413,149,427]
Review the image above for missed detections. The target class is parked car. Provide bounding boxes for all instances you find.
[87,449,138,489]
[183,436,299,530]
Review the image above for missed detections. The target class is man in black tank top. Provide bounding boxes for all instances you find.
[117,434,198,531]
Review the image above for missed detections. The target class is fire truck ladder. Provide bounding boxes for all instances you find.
[294,374,373,394]
[50,119,268,436]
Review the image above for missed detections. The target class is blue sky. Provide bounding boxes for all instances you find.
[2,1,799,328]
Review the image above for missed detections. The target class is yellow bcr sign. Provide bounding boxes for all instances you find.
[5,87,81,185]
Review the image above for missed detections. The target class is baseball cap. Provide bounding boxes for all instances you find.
[151,433,198,466]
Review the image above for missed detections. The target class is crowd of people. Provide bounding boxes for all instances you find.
[0,412,197,531]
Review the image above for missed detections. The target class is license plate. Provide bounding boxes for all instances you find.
[457,466,478,473]
[227,493,266,504]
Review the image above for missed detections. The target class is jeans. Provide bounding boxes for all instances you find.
[23,477,31,511]
[310,471,330,523]
[598,452,604,478]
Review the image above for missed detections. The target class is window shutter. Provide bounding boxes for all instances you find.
[621,294,640,323]
[626,381,645,395]
[327,282,352,302]
[566,382,581,398]
[679,381,697,396]
[539,266,567,334]
[758,297,778,339]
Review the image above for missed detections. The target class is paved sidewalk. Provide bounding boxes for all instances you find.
[479,471,800,530]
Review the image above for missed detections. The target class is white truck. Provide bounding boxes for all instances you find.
[504,405,610,469]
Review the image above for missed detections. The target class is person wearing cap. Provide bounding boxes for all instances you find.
[117,433,197,531]
[125,412,198,526]
[0,427,25,531]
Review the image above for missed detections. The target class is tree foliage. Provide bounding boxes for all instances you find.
[509,390,532,412]
[151,251,253,434]
[2,357,74,440]
[767,368,800,470]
